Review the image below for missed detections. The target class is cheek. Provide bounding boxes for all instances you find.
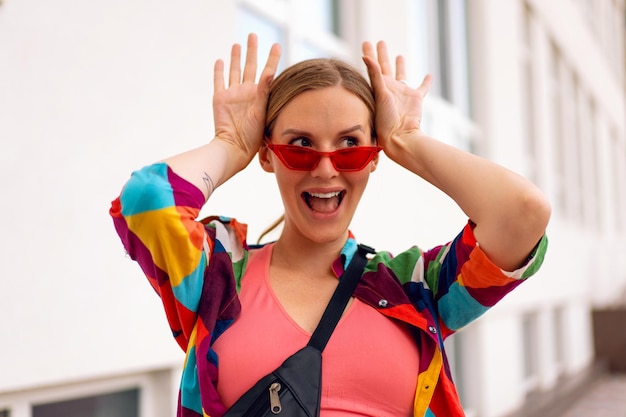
[346,171,371,193]
[273,168,303,197]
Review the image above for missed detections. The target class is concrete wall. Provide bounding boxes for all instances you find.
[0,0,231,392]
[466,0,626,415]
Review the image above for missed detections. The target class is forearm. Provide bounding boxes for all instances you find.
[163,139,250,202]
[110,163,211,350]
[390,132,551,271]
[430,222,549,333]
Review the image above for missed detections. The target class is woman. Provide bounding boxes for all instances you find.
[110,34,550,417]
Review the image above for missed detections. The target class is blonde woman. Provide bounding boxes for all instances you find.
[110,34,550,417]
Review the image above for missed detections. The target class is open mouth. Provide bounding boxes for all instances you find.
[302,191,345,213]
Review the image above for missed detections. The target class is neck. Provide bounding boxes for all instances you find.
[272,231,348,275]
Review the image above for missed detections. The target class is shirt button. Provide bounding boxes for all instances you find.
[428,326,438,334]
[378,299,388,308]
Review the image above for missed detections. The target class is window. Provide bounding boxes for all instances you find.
[237,0,348,67]
[0,370,173,417]
[553,307,567,377]
[522,313,540,393]
[236,5,286,72]
[444,332,477,417]
[553,50,585,225]
[431,0,471,116]
[300,0,341,36]
[571,76,586,225]
[520,4,537,183]
[408,0,475,152]
[585,97,601,230]
[612,129,626,233]
[32,389,139,417]
[407,0,431,83]
[576,0,625,82]
[550,43,566,214]
[578,0,597,30]
[608,0,625,77]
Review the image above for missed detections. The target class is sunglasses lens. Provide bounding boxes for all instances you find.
[269,145,380,171]
[278,146,319,170]
[332,148,378,171]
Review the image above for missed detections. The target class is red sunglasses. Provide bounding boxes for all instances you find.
[266,143,382,172]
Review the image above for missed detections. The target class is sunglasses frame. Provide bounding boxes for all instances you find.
[266,143,382,172]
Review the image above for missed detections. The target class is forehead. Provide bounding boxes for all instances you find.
[274,86,371,133]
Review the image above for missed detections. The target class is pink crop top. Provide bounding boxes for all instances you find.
[212,244,420,416]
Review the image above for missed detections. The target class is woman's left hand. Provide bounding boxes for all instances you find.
[362,41,551,272]
[362,41,432,162]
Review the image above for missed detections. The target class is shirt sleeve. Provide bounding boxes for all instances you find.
[109,162,247,351]
[423,220,548,332]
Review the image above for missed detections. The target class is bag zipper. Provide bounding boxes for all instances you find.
[269,382,282,414]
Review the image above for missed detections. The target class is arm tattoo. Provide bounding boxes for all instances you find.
[202,172,215,197]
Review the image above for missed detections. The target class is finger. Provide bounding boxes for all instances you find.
[376,41,393,76]
[361,41,375,59]
[258,43,282,93]
[242,33,258,84]
[395,55,407,81]
[214,59,226,92]
[228,43,242,86]
[417,74,433,97]
[362,55,385,93]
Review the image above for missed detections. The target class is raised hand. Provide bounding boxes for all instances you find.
[213,33,282,169]
[361,41,431,162]
[163,34,281,199]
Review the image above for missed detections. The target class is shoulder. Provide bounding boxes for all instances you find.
[366,246,424,284]
[200,216,250,263]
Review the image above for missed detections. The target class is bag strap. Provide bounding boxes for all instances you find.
[307,244,375,352]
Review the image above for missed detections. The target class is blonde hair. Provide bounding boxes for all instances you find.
[264,58,376,141]
[257,214,284,244]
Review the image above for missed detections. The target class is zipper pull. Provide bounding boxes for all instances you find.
[269,382,282,414]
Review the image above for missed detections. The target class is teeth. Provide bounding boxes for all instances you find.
[308,191,341,199]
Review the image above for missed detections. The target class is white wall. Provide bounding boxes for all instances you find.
[467,0,626,415]
[0,0,236,391]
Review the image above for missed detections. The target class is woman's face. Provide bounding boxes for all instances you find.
[260,86,377,245]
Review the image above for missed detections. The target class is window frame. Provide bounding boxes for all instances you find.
[0,370,176,417]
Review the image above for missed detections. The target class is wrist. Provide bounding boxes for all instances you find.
[207,139,252,187]
[383,130,425,163]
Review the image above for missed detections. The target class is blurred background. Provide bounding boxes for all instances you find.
[1,0,625,416]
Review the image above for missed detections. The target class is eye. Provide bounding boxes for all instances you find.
[290,137,312,147]
[339,137,360,148]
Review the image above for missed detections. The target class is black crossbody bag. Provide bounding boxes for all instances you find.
[224,244,375,417]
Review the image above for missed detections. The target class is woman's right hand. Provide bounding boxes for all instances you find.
[163,34,281,200]
[213,33,282,171]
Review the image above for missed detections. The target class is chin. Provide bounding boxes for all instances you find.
[301,224,350,245]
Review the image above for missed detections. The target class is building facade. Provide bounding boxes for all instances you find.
[0,0,624,416]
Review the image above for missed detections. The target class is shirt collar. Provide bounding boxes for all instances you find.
[332,231,358,278]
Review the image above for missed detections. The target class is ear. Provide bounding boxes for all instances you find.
[369,153,379,173]
[258,143,275,173]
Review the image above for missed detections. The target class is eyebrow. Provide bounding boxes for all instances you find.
[281,125,365,137]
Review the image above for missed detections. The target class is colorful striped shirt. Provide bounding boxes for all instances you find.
[110,162,548,417]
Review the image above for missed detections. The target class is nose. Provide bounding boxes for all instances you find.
[311,154,339,179]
